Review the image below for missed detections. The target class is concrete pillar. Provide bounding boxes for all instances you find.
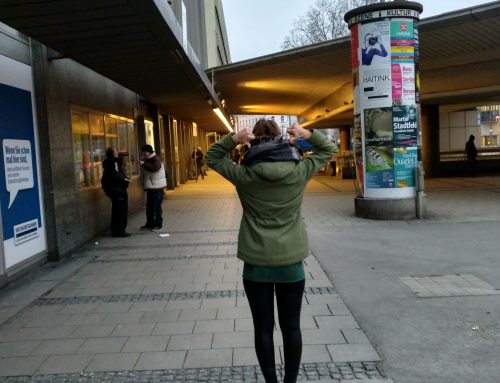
[339,126,350,153]
[162,115,176,190]
[344,1,423,219]
[31,41,60,260]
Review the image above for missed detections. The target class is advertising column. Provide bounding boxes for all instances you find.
[0,54,47,270]
[345,2,423,218]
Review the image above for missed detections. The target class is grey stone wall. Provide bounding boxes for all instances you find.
[42,57,143,256]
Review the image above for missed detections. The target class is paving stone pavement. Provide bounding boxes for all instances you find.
[3,171,497,382]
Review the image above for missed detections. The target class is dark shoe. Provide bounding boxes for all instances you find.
[151,226,162,232]
[140,224,154,230]
[112,232,131,237]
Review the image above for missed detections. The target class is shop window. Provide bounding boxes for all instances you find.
[104,115,118,149]
[71,108,138,189]
[439,104,500,161]
[90,113,105,185]
[127,121,139,175]
[71,112,91,188]
[144,119,155,149]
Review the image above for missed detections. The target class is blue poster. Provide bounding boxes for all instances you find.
[0,83,42,241]
[394,147,417,188]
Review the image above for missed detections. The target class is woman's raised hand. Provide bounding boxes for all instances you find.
[287,123,312,140]
[231,128,255,145]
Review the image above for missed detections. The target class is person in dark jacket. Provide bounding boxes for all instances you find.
[465,134,478,176]
[140,144,167,230]
[101,147,131,237]
[206,119,335,383]
[191,146,207,180]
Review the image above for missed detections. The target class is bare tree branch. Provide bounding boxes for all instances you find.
[282,0,379,50]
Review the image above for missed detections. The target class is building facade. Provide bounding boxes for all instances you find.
[236,114,299,136]
[0,1,231,287]
[170,0,231,69]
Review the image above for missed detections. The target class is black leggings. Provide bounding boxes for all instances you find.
[243,279,305,383]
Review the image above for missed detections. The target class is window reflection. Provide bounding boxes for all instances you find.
[71,108,139,189]
[439,103,500,161]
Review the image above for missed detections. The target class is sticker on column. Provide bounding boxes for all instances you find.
[3,139,34,209]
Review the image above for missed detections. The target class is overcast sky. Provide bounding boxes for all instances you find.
[221,0,494,62]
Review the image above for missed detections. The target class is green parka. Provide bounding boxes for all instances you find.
[205,130,335,267]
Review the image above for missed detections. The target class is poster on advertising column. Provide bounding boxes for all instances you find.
[393,105,418,188]
[0,54,46,269]
[358,20,391,108]
[353,114,364,195]
[364,107,394,188]
[390,20,414,63]
[414,25,421,104]
[391,19,415,106]
[394,147,417,188]
[393,105,418,147]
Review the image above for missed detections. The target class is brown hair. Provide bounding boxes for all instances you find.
[252,119,280,138]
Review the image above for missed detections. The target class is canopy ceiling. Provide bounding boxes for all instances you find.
[0,0,229,132]
[210,1,500,128]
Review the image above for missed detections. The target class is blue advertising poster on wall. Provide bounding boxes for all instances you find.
[0,54,46,269]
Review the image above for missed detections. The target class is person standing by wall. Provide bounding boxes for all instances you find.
[140,144,167,230]
[101,147,131,237]
[205,120,335,383]
[465,134,478,177]
[192,146,207,180]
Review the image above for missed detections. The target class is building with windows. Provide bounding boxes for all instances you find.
[235,114,298,136]
[0,1,232,286]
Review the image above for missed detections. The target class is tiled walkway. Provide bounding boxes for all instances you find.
[0,171,390,382]
[3,171,498,382]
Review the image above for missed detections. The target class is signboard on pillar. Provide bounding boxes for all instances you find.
[345,2,422,199]
[0,54,46,269]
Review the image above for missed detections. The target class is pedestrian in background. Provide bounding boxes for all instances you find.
[140,144,167,230]
[101,147,130,237]
[205,119,335,383]
[465,134,478,177]
[192,146,207,180]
